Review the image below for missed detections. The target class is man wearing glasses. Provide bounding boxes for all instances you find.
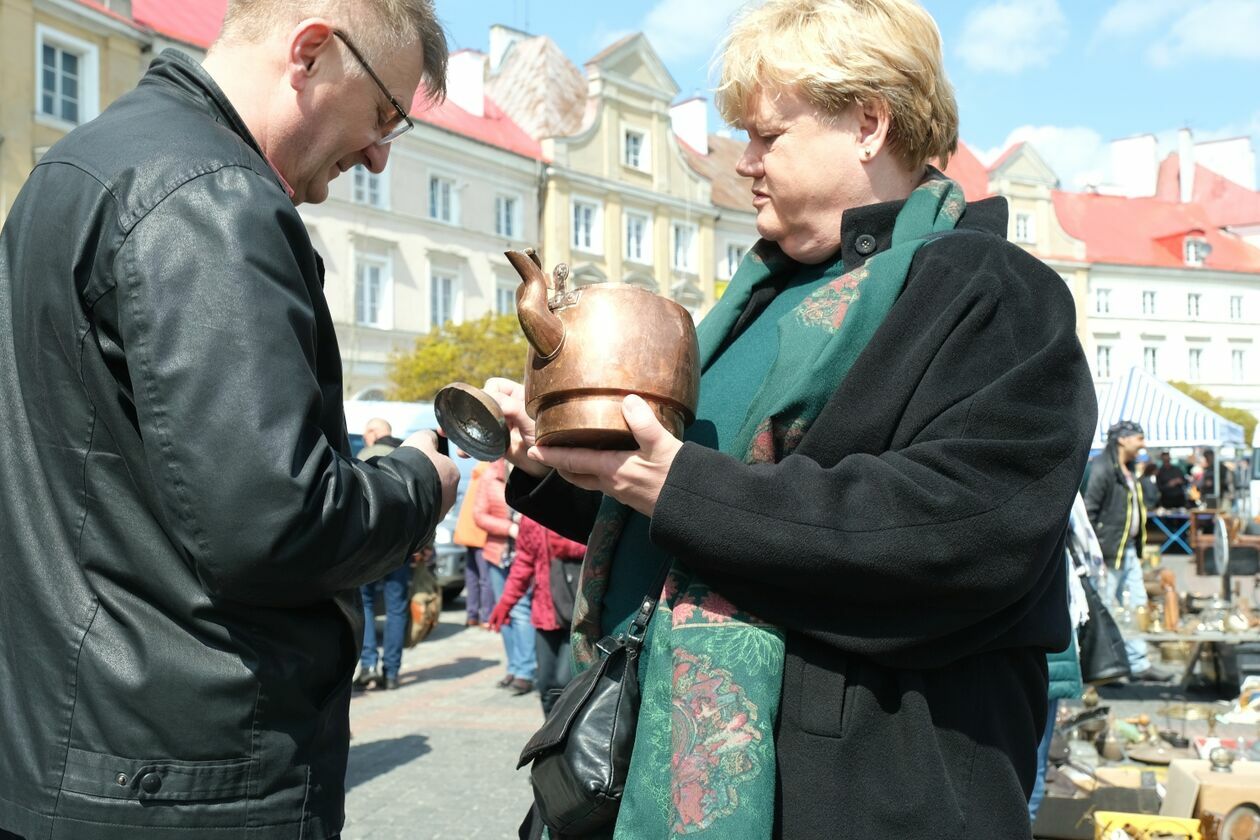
[0,3,453,839]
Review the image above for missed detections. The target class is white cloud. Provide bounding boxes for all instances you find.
[639,0,746,64]
[981,125,1108,189]
[1146,0,1260,66]
[587,24,634,56]
[1095,0,1186,39]
[957,0,1069,74]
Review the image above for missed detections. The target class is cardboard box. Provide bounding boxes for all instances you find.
[1160,759,1260,819]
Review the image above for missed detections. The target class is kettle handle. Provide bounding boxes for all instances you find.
[506,249,565,359]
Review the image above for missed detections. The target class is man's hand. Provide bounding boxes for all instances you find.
[528,395,682,517]
[401,430,459,518]
[483,377,548,478]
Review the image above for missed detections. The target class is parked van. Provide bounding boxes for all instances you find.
[343,399,474,599]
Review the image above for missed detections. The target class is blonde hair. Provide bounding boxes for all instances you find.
[218,0,447,104]
[715,0,957,169]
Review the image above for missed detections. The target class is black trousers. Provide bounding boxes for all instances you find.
[535,627,573,716]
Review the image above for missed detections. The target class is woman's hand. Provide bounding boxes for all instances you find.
[527,394,682,517]
[483,377,548,478]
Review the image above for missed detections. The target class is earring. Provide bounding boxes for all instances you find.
[863,147,872,160]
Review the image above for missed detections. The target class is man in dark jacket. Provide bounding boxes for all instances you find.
[0,3,455,838]
[1157,450,1189,508]
[1083,421,1171,682]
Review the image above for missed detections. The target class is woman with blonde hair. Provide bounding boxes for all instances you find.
[493,1,1096,836]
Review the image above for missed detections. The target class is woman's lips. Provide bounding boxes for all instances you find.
[752,191,769,207]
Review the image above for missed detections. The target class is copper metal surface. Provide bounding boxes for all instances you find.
[507,249,700,449]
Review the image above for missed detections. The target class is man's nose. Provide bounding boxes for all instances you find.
[363,142,390,174]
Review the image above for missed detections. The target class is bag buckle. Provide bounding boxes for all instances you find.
[625,595,654,646]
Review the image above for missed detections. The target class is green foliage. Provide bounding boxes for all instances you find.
[1167,380,1257,446]
[387,313,529,402]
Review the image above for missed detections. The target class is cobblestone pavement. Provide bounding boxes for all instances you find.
[344,607,542,840]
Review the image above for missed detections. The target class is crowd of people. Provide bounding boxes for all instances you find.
[2,0,1241,838]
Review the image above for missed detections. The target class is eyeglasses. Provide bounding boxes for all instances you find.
[332,29,414,145]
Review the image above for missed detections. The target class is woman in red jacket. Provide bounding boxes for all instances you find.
[474,459,535,693]
[488,516,587,714]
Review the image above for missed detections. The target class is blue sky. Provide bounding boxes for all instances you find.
[433,0,1260,190]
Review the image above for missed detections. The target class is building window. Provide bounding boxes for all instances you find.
[36,26,99,127]
[1184,237,1210,266]
[429,175,456,223]
[1014,212,1035,244]
[724,243,747,279]
[495,195,518,238]
[1096,345,1112,379]
[1234,349,1247,383]
[495,282,516,315]
[1095,288,1111,315]
[1187,293,1201,318]
[571,199,601,253]
[623,128,649,171]
[354,251,391,329]
[352,165,387,208]
[1141,290,1156,316]
[1188,348,1202,381]
[430,271,457,329]
[624,211,651,263]
[1143,346,1159,377]
[1230,295,1243,320]
[672,222,698,273]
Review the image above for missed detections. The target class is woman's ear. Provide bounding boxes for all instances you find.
[855,99,892,161]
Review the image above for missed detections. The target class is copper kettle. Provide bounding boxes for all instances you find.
[505,249,700,449]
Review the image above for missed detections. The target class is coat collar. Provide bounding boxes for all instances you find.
[142,49,294,200]
[839,193,1010,272]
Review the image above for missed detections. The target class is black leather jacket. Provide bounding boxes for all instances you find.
[1083,453,1147,568]
[0,51,441,839]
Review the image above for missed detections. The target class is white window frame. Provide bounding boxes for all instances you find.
[1143,346,1159,377]
[1095,287,1111,315]
[428,173,459,224]
[1096,345,1112,379]
[495,280,517,315]
[723,242,748,279]
[1187,292,1201,318]
[1014,212,1035,244]
[1141,290,1156,316]
[571,196,603,255]
[494,193,520,239]
[352,164,389,209]
[622,125,650,172]
[1188,347,1202,382]
[1233,349,1247,383]
[624,210,652,265]
[429,268,460,329]
[1230,295,1243,320]
[671,221,699,273]
[353,247,393,330]
[35,25,100,129]
[1184,237,1209,267]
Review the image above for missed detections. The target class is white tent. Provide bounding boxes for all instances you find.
[1092,366,1245,450]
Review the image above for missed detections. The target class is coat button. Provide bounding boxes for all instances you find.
[855,234,877,256]
[140,772,162,794]
[115,773,128,787]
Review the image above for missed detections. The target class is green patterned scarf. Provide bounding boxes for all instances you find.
[569,174,965,838]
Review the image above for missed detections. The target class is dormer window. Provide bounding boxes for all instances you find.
[1184,236,1211,267]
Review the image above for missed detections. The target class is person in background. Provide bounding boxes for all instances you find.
[0,0,455,835]
[1084,421,1172,682]
[1195,448,1233,503]
[474,459,536,695]
[453,461,494,627]
[488,517,587,714]
[487,0,1097,834]
[1138,456,1160,513]
[362,416,393,450]
[1156,450,1189,509]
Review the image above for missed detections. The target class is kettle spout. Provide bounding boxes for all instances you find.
[506,249,565,359]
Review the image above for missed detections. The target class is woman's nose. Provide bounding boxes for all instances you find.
[735,145,761,177]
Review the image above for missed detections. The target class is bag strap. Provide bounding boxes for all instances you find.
[596,557,672,657]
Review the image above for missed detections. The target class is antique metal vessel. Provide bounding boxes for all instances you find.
[507,249,700,449]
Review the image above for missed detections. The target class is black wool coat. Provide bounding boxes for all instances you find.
[509,195,1098,839]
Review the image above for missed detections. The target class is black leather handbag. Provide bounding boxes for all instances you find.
[516,593,656,836]
[1077,571,1132,685]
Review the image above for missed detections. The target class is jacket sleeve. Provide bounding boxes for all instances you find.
[498,521,540,610]
[1083,458,1109,526]
[505,469,601,544]
[473,468,514,537]
[649,243,1096,665]
[112,167,443,607]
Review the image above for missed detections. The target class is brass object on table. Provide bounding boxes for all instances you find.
[1160,640,1193,663]
[1126,741,1194,765]
[1161,568,1180,631]
[507,249,700,449]
[1159,702,1216,721]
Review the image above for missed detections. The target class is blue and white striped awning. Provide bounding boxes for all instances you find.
[1093,366,1245,450]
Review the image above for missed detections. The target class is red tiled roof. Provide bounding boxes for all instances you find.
[679,134,753,213]
[131,0,224,48]
[940,140,990,201]
[987,141,1025,173]
[1052,190,1260,273]
[1156,153,1260,228]
[127,0,540,160]
[76,0,148,32]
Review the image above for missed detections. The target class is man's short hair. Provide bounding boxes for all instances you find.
[219,0,447,105]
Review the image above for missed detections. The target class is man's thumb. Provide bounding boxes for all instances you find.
[623,394,665,450]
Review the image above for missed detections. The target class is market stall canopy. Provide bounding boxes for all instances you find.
[1093,366,1246,450]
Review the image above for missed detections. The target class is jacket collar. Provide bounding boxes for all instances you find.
[142,49,294,199]
[839,192,1010,272]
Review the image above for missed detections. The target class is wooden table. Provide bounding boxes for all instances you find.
[1134,630,1260,689]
